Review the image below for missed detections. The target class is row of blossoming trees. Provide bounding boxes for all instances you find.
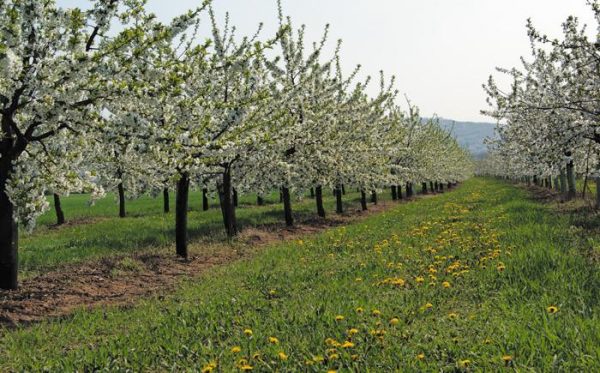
[0,0,473,290]
[481,1,600,204]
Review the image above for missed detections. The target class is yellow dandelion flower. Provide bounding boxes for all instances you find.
[389,318,400,325]
[502,355,512,362]
[327,371,337,373]
[372,309,381,316]
[329,353,339,360]
[252,352,261,360]
[239,364,253,371]
[231,346,242,353]
[278,351,288,361]
[348,328,359,336]
[351,354,359,361]
[335,315,345,321]
[297,240,304,245]
[459,359,471,367]
[268,289,277,295]
[312,355,324,362]
[341,341,355,348]
[243,329,253,337]
[448,312,459,320]
[356,307,364,314]
[201,361,217,373]
[442,281,451,288]
[483,338,493,345]
[424,303,433,309]
[546,305,559,314]
[268,336,279,344]
[415,276,425,283]
[496,263,506,272]
[417,353,425,360]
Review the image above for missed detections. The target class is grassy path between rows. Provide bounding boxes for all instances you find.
[1,178,598,371]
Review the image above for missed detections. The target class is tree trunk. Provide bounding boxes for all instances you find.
[439,182,444,193]
[406,182,412,197]
[397,185,403,199]
[282,186,293,226]
[310,188,315,198]
[202,188,209,211]
[596,176,600,209]
[429,181,434,193]
[53,193,65,225]
[342,184,346,195]
[316,185,325,218]
[163,188,170,214]
[218,169,238,237]
[335,186,343,214]
[0,160,18,290]
[566,160,576,200]
[553,176,560,192]
[118,182,126,218]
[422,182,427,194]
[371,191,378,205]
[233,188,238,208]
[360,191,368,211]
[391,186,398,200]
[447,182,452,190]
[257,195,265,206]
[175,172,190,259]
[559,168,567,196]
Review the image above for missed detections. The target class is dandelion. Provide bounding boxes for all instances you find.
[502,355,513,363]
[459,359,471,367]
[348,328,359,336]
[278,351,288,360]
[252,352,261,360]
[372,309,381,316]
[389,318,400,325]
[496,262,506,272]
[268,336,279,344]
[313,355,324,362]
[415,276,425,284]
[239,364,253,371]
[341,341,355,348]
[244,329,253,337]
[231,346,242,353]
[356,307,364,314]
[448,312,459,320]
[268,289,277,295]
[201,361,217,373]
[546,305,559,314]
[335,315,345,321]
[417,353,425,360]
[442,281,451,288]
[329,353,339,360]
[351,354,359,361]
[424,303,433,310]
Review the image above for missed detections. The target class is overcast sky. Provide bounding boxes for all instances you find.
[58,0,597,122]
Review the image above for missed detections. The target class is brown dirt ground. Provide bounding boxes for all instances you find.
[0,193,437,329]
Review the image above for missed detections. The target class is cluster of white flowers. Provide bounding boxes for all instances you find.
[481,1,600,197]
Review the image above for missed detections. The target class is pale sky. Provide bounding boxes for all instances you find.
[57,0,597,122]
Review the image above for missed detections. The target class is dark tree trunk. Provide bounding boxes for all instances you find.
[406,182,412,197]
[371,191,378,205]
[233,188,238,208]
[118,181,126,218]
[218,169,238,237]
[310,188,315,198]
[566,159,576,200]
[391,185,398,200]
[397,185,403,199]
[282,186,293,226]
[341,184,346,195]
[175,172,190,259]
[163,188,170,214]
[422,182,427,195]
[360,191,368,211]
[257,195,265,206]
[439,182,444,193]
[202,188,209,211]
[0,160,18,290]
[447,182,452,190]
[429,181,434,193]
[434,181,439,192]
[553,176,560,192]
[316,185,325,218]
[335,186,343,214]
[53,193,65,225]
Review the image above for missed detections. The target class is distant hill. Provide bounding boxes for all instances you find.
[425,118,497,158]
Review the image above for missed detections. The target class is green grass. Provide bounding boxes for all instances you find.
[21,189,392,276]
[2,178,598,371]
